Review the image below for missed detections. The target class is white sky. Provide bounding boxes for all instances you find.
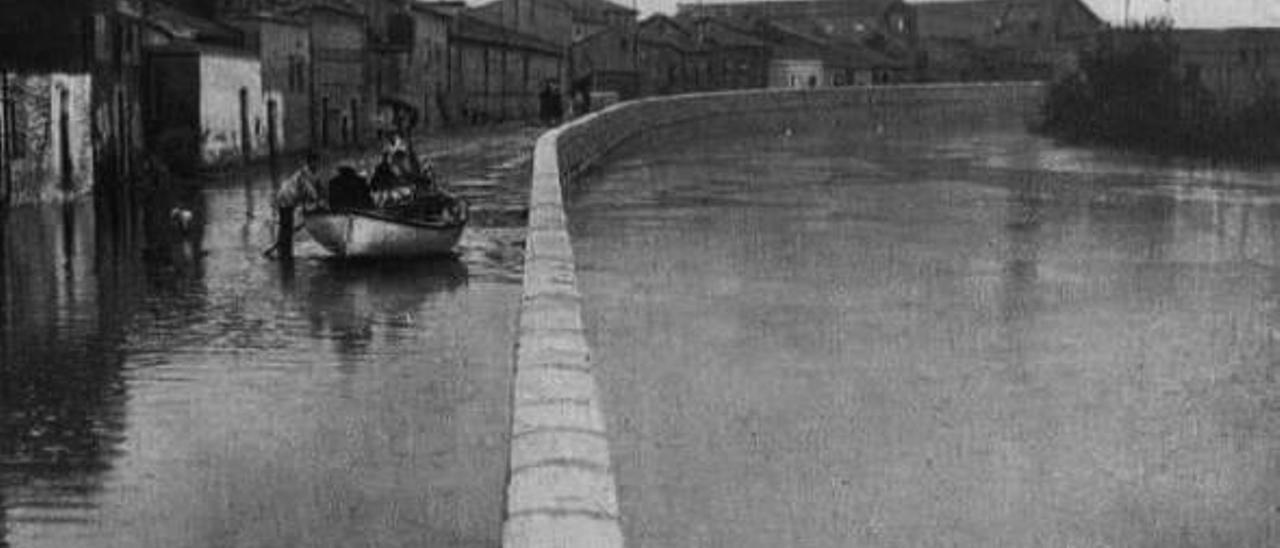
[571,0,1280,29]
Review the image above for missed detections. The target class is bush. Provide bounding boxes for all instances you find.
[1041,19,1280,162]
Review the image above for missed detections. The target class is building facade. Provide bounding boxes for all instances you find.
[0,0,150,204]
[224,13,312,155]
[290,1,372,148]
[677,0,918,59]
[147,44,267,168]
[448,13,562,123]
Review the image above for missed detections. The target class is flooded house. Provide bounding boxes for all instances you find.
[222,10,312,156]
[0,0,147,205]
[142,3,268,169]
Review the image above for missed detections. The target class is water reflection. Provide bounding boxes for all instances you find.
[0,196,137,545]
[1,180,490,548]
[572,109,1280,547]
[296,258,468,371]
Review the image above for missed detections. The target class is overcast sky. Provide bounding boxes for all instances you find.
[599,0,1280,29]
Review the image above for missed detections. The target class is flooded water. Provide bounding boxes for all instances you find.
[570,109,1280,547]
[0,129,536,548]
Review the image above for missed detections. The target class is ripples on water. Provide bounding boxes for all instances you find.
[571,108,1280,548]
[0,142,530,547]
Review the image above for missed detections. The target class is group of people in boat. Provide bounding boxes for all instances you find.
[276,136,442,215]
[270,133,460,258]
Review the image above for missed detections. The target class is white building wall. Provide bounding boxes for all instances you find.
[198,54,266,166]
[1,72,94,204]
[769,59,825,89]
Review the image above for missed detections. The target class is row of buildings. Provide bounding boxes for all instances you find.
[0,0,926,205]
[3,0,1279,205]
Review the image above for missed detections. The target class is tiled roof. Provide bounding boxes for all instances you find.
[558,0,636,16]
[638,14,699,51]
[758,19,901,67]
[146,3,245,45]
[915,0,1103,40]
[679,0,902,19]
[453,12,562,54]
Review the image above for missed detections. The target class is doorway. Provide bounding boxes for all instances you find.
[59,86,72,191]
[266,98,278,159]
[239,87,251,161]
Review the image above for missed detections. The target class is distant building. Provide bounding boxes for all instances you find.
[637,15,699,95]
[474,0,637,100]
[676,0,917,60]
[286,0,372,148]
[409,3,453,129]
[747,19,903,87]
[914,0,1104,81]
[473,0,636,47]
[447,12,563,123]
[675,15,772,91]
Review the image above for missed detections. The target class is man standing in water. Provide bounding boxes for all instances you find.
[272,151,322,259]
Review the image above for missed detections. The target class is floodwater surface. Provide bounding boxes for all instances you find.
[0,129,535,548]
[570,108,1280,547]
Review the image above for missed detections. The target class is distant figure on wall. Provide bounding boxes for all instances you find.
[539,81,558,126]
[572,77,592,116]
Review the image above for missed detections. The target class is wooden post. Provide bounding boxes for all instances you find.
[276,204,294,260]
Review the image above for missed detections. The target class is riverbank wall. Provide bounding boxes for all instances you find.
[508,82,1046,548]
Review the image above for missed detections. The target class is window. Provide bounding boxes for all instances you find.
[620,38,629,52]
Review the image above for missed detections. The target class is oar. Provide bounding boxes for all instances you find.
[262,223,306,258]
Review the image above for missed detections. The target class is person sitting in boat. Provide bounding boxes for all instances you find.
[370,150,418,207]
[328,166,375,211]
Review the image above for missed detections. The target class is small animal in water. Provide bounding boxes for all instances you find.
[170,207,196,235]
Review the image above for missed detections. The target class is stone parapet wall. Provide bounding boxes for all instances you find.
[508,82,1046,548]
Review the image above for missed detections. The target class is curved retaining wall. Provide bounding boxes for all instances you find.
[507,82,1046,548]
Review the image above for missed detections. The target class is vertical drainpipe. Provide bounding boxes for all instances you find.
[308,10,318,150]
[1,71,9,208]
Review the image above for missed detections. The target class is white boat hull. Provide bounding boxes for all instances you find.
[304,210,465,258]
